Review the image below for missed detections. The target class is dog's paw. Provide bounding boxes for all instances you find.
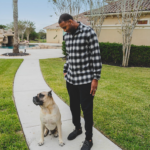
[59,141,65,147]
[38,141,44,146]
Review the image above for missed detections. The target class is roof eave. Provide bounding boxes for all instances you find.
[85,10,150,17]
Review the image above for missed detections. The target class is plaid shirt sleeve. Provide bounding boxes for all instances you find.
[87,29,102,80]
[63,54,69,73]
[63,37,69,73]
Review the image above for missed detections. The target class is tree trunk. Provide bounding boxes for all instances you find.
[21,33,24,41]
[13,0,19,53]
[27,34,29,41]
[119,0,144,67]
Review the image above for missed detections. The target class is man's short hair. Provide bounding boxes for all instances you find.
[58,13,73,24]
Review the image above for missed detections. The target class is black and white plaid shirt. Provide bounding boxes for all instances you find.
[63,22,102,85]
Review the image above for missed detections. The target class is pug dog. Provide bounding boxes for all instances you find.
[33,91,65,146]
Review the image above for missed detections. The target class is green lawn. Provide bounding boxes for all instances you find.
[40,58,150,150]
[29,39,46,43]
[0,59,28,150]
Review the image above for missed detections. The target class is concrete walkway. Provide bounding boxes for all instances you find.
[0,46,122,150]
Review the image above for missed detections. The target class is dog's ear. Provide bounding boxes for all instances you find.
[48,90,52,97]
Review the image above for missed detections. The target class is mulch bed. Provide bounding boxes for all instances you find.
[2,53,30,56]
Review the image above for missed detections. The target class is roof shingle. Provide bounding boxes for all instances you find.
[85,0,150,15]
[44,0,150,30]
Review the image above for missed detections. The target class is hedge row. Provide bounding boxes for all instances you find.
[62,41,150,67]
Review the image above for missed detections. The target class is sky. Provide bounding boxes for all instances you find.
[0,0,60,32]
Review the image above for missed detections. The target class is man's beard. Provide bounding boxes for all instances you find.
[69,27,76,34]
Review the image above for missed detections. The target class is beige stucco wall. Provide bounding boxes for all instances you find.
[46,28,63,44]
[59,29,63,44]
[46,29,60,43]
[46,14,150,46]
[103,16,120,25]
[99,28,150,46]
[99,14,150,46]
[99,28,122,43]
[132,29,150,46]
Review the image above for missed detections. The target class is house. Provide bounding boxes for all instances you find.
[44,12,90,44]
[44,1,150,46]
[96,0,150,46]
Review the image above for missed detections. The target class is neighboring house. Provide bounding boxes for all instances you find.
[44,22,63,44]
[97,0,150,46]
[44,12,90,44]
[44,1,150,46]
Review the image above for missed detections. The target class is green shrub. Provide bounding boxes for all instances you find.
[62,41,66,56]
[129,45,150,67]
[62,41,150,67]
[29,31,39,40]
[100,42,122,65]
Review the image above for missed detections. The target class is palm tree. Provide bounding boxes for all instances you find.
[13,0,19,53]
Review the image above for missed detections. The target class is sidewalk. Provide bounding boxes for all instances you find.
[3,47,122,150]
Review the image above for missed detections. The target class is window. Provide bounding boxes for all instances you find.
[137,20,148,24]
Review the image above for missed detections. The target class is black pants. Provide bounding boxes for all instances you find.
[66,81,94,140]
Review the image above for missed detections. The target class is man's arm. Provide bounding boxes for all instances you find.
[87,29,102,96]
[63,54,69,76]
[63,41,69,76]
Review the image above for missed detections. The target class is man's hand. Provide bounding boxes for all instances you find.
[90,79,98,96]
[64,73,67,76]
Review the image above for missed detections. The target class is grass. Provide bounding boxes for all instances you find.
[0,59,28,150]
[40,58,150,150]
[29,39,46,43]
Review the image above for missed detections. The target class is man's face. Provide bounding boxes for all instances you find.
[59,20,75,34]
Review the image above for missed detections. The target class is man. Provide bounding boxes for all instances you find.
[58,13,102,150]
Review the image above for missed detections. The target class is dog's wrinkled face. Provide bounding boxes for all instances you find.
[33,91,52,106]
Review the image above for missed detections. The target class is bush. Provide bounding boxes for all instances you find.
[129,45,150,67]
[29,31,39,40]
[0,25,6,29]
[62,41,67,56]
[62,41,150,67]
[100,42,123,65]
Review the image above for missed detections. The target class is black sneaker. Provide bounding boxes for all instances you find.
[81,140,93,150]
[67,129,82,140]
